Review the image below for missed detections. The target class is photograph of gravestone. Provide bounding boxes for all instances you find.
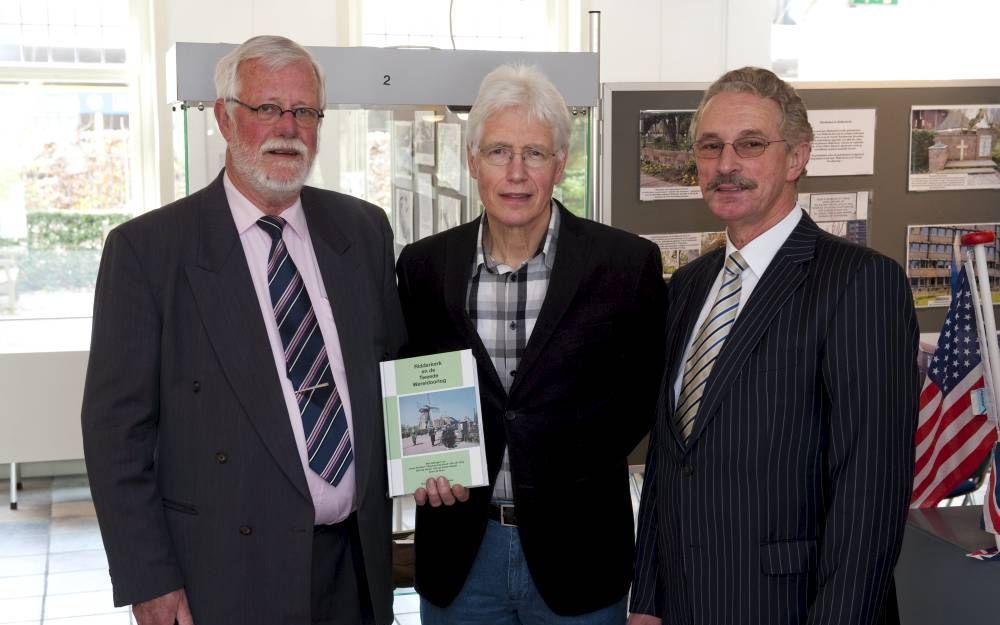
[394,188,413,246]
[414,111,436,166]
[398,387,481,457]
[639,110,701,201]
[392,120,414,187]
[437,123,463,191]
[905,222,1000,308]
[438,195,461,232]
[909,105,1000,191]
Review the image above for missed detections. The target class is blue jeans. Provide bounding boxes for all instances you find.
[419,520,627,625]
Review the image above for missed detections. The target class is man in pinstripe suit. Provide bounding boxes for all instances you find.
[629,67,919,625]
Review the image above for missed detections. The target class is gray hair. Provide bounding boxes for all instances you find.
[692,66,813,147]
[467,64,571,154]
[214,35,326,110]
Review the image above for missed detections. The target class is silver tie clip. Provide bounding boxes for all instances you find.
[298,382,329,393]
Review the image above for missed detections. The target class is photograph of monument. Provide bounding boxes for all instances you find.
[909,105,1000,191]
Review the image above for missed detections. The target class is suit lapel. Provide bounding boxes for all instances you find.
[300,189,381,498]
[665,249,723,451]
[184,173,310,501]
[444,218,506,393]
[685,215,819,447]
[509,202,586,396]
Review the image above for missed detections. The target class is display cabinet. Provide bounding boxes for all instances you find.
[169,44,600,255]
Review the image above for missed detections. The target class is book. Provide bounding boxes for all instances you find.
[380,349,488,497]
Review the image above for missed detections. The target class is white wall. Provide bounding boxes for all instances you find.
[585,0,772,83]
[150,0,352,204]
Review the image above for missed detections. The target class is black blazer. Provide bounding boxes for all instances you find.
[81,172,406,625]
[632,214,919,625]
[396,201,667,616]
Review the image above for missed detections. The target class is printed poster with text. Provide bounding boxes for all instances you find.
[380,349,487,497]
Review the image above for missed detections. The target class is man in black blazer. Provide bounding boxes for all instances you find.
[629,67,919,625]
[81,36,405,625]
[396,64,667,624]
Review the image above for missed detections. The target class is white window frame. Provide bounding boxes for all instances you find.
[0,0,160,218]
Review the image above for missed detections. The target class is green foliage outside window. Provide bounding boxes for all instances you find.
[1,211,128,292]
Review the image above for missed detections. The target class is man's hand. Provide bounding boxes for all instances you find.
[132,588,193,625]
[627,614,661,625]
[414,476,470,507]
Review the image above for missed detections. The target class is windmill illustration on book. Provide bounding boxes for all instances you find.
[417,395,439,433]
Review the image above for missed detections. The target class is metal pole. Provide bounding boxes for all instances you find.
[970,242,1000,413]
[9,462,16,510]
[967,258,997,420]
[588,10,602,223]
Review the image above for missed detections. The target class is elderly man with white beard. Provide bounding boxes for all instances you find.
[82,35,406,625]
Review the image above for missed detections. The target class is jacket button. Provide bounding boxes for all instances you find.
[215,452,228,464]
[504,410,516,421]
[681,464,694,477]
[192,380,201,393]
[239,525,252,536]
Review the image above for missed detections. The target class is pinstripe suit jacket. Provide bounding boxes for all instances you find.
[632,214,919,625]
[81,172,406,625]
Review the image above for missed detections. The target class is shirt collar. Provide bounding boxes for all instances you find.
[725,206,802,280]
[224,171,307,240]
[474,200,560,273]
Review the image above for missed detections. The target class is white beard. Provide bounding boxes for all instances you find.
[229,134,316,201]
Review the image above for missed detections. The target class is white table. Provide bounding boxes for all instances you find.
[1,317,90,509]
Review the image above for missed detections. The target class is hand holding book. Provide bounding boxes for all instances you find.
[414,476,471,507]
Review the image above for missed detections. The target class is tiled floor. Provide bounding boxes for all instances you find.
[0,475,422,624]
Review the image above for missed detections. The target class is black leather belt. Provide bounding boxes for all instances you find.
[488,503,519,527]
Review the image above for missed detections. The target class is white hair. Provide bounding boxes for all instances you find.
[214,35,326,110]
[466,64,571,154]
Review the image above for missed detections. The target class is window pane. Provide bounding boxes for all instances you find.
[0,0,130,65]
[0,83,133,320]
[0,3,22,24]
[104,47,124,63]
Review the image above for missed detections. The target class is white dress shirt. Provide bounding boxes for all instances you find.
[672,207,803,404]
[225,173,356,525]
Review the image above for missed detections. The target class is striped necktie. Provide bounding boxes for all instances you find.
[257,216,353,486]
[675,250,748,442]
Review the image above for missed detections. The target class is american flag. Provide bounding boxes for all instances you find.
[910,267,995,508]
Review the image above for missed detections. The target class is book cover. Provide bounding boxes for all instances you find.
[380,349,488,497]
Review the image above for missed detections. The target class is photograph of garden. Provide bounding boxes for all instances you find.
[639,110,701,201]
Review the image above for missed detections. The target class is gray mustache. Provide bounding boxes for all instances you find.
[707,174,758,191]
[261,138,306,155]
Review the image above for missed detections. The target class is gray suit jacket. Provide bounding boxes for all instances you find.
[81,172,406,625]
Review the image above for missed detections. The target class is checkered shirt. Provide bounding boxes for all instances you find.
[467,203,559,503]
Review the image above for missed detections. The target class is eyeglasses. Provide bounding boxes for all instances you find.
[479,145,558,169]
[692,137,786,159]
[226,98,324,127]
